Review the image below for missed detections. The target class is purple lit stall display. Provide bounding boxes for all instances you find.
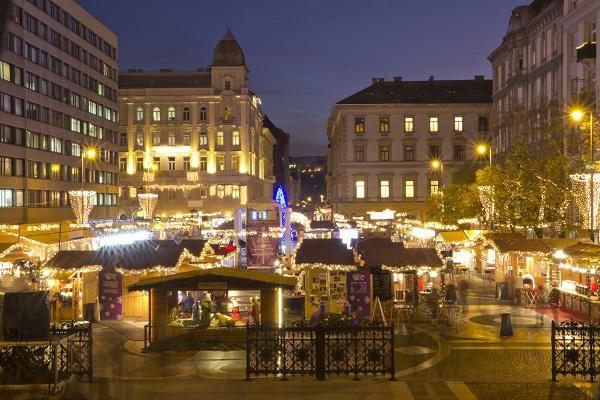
[99,270,123,320]
[347,271,371,319]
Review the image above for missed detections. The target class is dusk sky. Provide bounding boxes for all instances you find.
[81,0,523,156]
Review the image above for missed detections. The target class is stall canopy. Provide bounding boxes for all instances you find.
[487,236,584,255]
[356,238,404,269]
[436,231,469,243]
[562,242,600,266]
[294,238,356,270]
[380,247,443,272]
[128,267,298,292]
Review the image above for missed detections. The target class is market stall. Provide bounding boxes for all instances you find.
[435,230,485,274]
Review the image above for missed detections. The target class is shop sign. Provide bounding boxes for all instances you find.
[372,270,392,301]
[99,271,122,320]
[347,271,371,319]
[197,282,227,290]
[247,235,279,266]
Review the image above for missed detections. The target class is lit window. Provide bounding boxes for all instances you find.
[217,155,225,171]
[168,133,175,146]
[379,117,389,133]
[232,185,240,199]
[429,117,438,133]
[183,134,190,145]
[136,157,143,171]
[355,180,365,199]
[167,106,175,121]
[354,117,365,134]
[217,185,225,198]
[183,157,190,170]
[232,131,240,146]
[380,180,390,198]
[232,155,239,171]
[200,156,207,171]
[182,107,190,121]
[199,107,207,121]
[152,133,160,145]
[152,107,160,122]
[136,107,143,122]
[223,107,232,120]
[168,157,175,171]
[430,180,439,195]
[153,157,160,171]
[404,117,414,133]
[454,116,463,132]
[136,133,144,146]
[217,132,224,146]
[199,132,208,146]
[405,180,415,198]
[379,145,390,161]
[119,157,126,172]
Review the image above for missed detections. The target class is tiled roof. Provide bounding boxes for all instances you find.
[337,78,493,105]
[295,239,355,266]
[356,238,405,268]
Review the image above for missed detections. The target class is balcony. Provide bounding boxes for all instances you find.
[577,42,597,64]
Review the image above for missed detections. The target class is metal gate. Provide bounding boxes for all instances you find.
[246,320,395,380]
[552,320,600,381]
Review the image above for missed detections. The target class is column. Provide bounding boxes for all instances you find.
[259,288,278,325]
[150,289,177,342]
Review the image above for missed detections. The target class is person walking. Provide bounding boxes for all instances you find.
[458,278,469,313]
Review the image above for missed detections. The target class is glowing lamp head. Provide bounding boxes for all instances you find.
[151,164,159,172]
[430,160,441,170]
[477,145,487,155]
[85,148,97,160]
[570,109,584,122]
[51,164,60,172]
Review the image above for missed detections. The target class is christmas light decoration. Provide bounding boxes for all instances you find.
[143,172,155,182]
[478,186,495,223]
[138,193,159,220]
[69,190,96,224]
[291,211,310,228]
[570,174,600,230]
[186,171,199,182]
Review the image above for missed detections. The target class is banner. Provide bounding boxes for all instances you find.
[99,270,122,320]
[347,271,371,319]
[247,235,279,267]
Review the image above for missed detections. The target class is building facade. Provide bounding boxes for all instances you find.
[489,0,599,155]
[290,156,326,206]
[117,31,276,218]
[327,76,492,217]
[0,0,119,223]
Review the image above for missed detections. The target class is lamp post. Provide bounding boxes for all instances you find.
[430,159,443,190]
[570,109,595,241]
[477,144,492,167]
[81,147,96,223]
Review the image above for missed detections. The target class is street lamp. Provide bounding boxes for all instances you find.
[570,108,596,241]
[430,159,443,189]
[476,144,492,167]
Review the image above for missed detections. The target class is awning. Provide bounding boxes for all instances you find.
[436,231,469,243]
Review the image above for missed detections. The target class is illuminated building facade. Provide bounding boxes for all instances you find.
[327,76,492,217]
[0,0,119,223]
[117,31,276,218]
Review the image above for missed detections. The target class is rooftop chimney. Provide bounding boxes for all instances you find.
[371,77,384,84]
[474,75,485,80]
[429,75,435,81]
[393,76,403,82]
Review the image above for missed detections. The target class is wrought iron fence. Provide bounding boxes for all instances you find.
[246,320,395,381]
[0,321,93,392]
[552,320,600,382]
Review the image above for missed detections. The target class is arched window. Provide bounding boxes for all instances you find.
[167,106,175,121]
[223,107,232,120]
[136,107,143,122]
[199,107,207,122]
[224,80,231,90]
[152,107,161,122]
[182,107,190,121]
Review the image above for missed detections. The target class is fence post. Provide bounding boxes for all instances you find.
[281,323,287,381]
[551,321,556,382]
[245,322,251,381]
[590,324,595,383]
[390,323,396,381]
[315,324,326,381]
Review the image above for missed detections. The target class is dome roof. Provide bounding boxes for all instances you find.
[212,30,246,67]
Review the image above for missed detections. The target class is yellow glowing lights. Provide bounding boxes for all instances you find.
[85,147,96,160]
[151,164,159,172]
[476,144,488,155]
[51,164,60,172]
[570,109,585,122]
[430,160,441,170]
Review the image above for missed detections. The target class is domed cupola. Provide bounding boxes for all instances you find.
[212,30,246,67]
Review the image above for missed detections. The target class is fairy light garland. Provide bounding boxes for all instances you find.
[570,174,600,230]
[138,193,159,220]
[478,185,495,224]
[69,190,96,224]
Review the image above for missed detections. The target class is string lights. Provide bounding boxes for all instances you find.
[138,193,159,220]
[570,174,600,230]
[69,190,96,224]
[478,186,495,224]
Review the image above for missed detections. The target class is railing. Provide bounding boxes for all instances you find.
[552,320,600,382]
[246,320,395,381]
[0,321,93,393]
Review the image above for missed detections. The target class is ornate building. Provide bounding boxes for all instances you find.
[327,76,492,217]
[117,31,277,218]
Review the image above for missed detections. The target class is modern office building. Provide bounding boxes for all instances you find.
[327,76,492,217]
[0,0,119,223]
[117,31,277,218]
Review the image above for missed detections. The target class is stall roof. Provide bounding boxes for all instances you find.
[563,242,600,265]
[490,237,586,255]
[128,267,298,291]
[310,220,335,230]
[436,231,469,243]
[294,238,356,266]
[356,238,405,268]
[381,247,443,271]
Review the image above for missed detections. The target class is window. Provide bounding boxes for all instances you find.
[232,185,240,199]
[168,157,175,171]
[119,157,126,172]
[478,116,489,132]
[379,145,390,161]
[380,180,390,198]
[429,116,439,132]
[136,157,143,171]
[454,145,464,161]
[152,107,160,122]
[405,180,415,198]
[454,116,463,132]
[199,132,207,146]
[217,132,224,146]
[223,107,232,120]
[217,185,225,198]
[404,145,415,161]
[136,107,143,122]
[199,107,207,121]
[200,156,207,171]
[0,189,14,207]
[354,145,365,161]
[168,133,175,146]
[355,180,365,199]
[354,117,365,134]
[182,107,190,121]
[119,133,127,146]
[217,155,225,171]
[379,117,389,133]
[183,157,190,170]
[404,117,414,133]
[232,155,239,171]
[168,189,175,200]
[183,134,190,145]
[430,180,439,195]
[152,133,160,145]
[232,131,240,146]
[224,80,231,90]
[154,157,160,171]
[429,145,440,158]
[136,133,144,146]
[167,106,175,121]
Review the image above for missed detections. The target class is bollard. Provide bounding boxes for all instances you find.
[499,312,513,337]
